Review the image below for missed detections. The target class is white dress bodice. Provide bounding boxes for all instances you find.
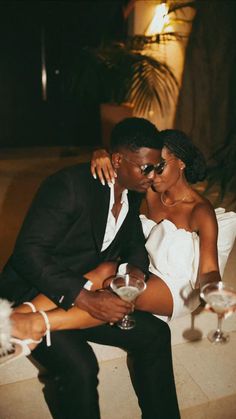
[140,208,236,321]
[145,219,199,289]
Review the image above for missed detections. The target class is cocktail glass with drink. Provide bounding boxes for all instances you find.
[110,274,146,330]
[200,281,236,344]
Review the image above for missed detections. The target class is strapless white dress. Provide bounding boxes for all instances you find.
[140,208,236,322]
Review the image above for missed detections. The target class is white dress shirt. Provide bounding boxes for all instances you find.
[101,184,129,251]
[84,184,129,290]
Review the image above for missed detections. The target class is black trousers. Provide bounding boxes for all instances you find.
[31,311,180,419]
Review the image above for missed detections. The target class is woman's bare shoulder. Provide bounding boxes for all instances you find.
[191,194,217,231]
[192,191,215,213]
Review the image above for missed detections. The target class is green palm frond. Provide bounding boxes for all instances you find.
[129,53,178,115]
[66,0,196,114]
[67,41,179,115]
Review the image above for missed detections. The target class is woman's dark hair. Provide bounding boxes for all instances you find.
[160,129,207,183]
[110,117,163,152]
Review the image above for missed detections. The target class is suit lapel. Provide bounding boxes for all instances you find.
[90,180,110,252]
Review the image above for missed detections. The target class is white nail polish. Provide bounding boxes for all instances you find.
[101,180,105,186]
[93,174,97,179]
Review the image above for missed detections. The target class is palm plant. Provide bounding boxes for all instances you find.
[66,1,196,117]
[68,41,178,116]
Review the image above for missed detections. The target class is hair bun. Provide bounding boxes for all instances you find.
[160,129,207,184]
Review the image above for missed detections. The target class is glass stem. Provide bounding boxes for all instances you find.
[217,314,223,333]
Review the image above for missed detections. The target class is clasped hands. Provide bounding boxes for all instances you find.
[75,288,133,323]
[75,266,144,323]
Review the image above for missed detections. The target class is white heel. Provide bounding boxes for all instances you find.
[0,299,42,367]
[38,310,51,347]
[23,301,37,312]
[0,336,42,367]
[23,303,51,346]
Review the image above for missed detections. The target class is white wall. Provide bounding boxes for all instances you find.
[130,0,196,129]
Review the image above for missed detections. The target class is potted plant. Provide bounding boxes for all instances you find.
[67,38,179,109]
[65,1,195,146]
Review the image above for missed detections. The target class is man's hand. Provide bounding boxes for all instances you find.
[74,289,132,323]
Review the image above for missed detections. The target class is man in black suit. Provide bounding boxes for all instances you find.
[0,118,180,419]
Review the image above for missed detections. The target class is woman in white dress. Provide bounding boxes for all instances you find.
[1,129,236,361]
[90,128,236,321]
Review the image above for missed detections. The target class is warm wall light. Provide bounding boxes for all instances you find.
[145,3,169,35]
[42,68,47,101]
[41,26,47,101]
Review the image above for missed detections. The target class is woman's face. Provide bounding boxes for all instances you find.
[151,146,185,193]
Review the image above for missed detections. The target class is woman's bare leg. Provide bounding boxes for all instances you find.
[11,262,118,342]
[14,261,117,314]
[135,274,173,317]
[11,268,174,345]
[10,307,103,344]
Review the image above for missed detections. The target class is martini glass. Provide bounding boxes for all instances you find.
[200,281,236,344]
[110,274,146,330]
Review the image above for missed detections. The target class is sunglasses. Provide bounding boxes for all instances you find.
[122,156,175,176]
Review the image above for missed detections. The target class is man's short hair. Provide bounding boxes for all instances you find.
[110,117,163,152]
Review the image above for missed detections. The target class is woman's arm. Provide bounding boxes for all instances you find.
[11,273,174,344]
[194,204,221,289]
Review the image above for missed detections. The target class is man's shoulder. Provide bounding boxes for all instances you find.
[46,162,91,183]
[54,162,90,176]
[36,163,93,197]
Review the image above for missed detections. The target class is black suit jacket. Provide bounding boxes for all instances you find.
[0,163,149,309]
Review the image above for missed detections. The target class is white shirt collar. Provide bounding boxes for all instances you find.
[109,184,128,209]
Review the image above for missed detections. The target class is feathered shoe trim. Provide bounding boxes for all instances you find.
[0,299,43,367]
[0,298,14,356]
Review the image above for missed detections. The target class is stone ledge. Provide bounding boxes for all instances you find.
[1,310,235,387]
[0,343,125,387]
[1,333,236,419]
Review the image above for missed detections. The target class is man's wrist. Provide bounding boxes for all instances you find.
[74,288,91,309]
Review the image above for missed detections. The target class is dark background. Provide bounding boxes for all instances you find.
[0,0,129,148]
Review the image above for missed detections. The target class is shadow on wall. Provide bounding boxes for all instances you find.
[174,0,236,159]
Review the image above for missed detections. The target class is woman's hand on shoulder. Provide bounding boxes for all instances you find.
[91,149,117,186]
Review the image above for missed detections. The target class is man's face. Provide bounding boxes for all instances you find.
[113,147,162,193]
